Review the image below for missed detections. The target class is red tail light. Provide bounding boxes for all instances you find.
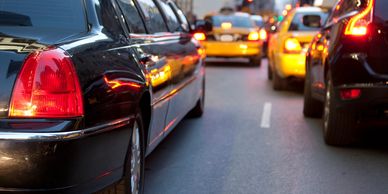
[284,37,302,53]
[340,89,361,100]
[248,31,260,41]
[194,32,206,41]
[259,29,268,41]
[9,48,84,118]
[344,0,374,36]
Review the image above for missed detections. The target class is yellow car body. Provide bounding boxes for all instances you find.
[200,13,263,65]
[268,7,328,87]
[203,28,262,57]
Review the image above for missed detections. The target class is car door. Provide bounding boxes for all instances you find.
[116,0,174,153]
[156,0,202,136]
[132,0,182,153]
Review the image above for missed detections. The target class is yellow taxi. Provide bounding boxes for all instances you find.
[194,12,264,66]
[268,7,328,90]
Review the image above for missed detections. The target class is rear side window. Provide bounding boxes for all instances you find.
[375,0,388,20]
[116,0,147,34]
[137,0,168,33]
[331,0,367,19]
[169,2,190,32]
[157,0,180,32]
[0,0,85,31]
[289,12,328,31]
[212,15,254,28]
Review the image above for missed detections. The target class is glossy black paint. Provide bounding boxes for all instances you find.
[306,0,388,118]
[0,0,204,192]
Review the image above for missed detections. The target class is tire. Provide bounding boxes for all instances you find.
[272,68,287,91]
[100,110,145,194]
[188,78,205,118]
[249,57,262,67]
[303,70,323,118]
[323,75,359,146]
[267,60,273,80]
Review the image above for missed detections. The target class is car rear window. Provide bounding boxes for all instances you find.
[212,15,254,28]
[0,0,86,31]
[375,0,388,20]
[289,12,328,32]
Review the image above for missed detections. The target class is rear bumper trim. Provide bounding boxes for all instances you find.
[0,117,131,141]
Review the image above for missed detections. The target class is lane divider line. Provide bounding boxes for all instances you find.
[260,102,272,128]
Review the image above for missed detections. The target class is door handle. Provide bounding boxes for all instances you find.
[139,55,152,65]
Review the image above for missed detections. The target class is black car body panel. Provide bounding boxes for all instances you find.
[306,0,388,121]
[0,0,204,192]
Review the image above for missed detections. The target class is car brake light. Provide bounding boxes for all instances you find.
[284,37,302,53]
[194,32,206,41]
[340,89,361,100]
[344,0,374,36]
[248,31,260,41]
[9,48,84,118]
[259,29,268,41]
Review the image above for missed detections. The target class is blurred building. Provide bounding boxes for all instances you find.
[254,0,275,15]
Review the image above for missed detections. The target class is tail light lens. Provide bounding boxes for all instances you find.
[194,32,206,41]
[248,31,260,41]
[9,48,84,118]
[259,29,268,41]
[340,89,361,100]
[284,37,302,53]
[344,0,374,36]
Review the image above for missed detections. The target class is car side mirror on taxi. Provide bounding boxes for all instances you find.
[194,20,213,32]
[303,15,322,28]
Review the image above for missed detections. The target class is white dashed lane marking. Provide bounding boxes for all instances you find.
[260,102,272,128]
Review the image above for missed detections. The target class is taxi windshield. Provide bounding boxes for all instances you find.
[212,15,254,28]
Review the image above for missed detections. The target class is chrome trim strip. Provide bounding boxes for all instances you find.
[0,117,131,141]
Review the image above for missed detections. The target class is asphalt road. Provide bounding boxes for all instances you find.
[144,59,388,194]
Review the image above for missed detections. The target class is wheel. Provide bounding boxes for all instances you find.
[272,67,287,91]
[303,70,323,118]
[267,60,273,80]
[249,56,262,67]
[101,111,145,194]
[188,77,205,118]
[323,75,359,146]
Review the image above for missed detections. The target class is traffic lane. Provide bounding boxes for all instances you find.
[144,59,388,194]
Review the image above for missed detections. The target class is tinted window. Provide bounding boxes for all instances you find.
[117,0,147,34]
[137,0,168,33]
[331,0,367,19]
[289,12,328,32]
[100,0,125,36]
[157,0,180,32]
[375,0,388,20]
[212,15,254,28]
[0,0,85,31]
[169,2,190,32]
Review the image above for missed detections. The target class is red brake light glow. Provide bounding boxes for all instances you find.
[9,48,84,118]
[259,29,268,41]
[340,89,361,100]
[194,32,206,41]
[248,31,260,41]
[284,37,302,53]
[344,0,374,36]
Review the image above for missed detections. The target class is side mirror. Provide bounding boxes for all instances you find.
[303,15,322,28]
[194,20,213,32]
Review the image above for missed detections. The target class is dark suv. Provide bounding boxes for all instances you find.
[0,0,205,193]
[304,0,388,145]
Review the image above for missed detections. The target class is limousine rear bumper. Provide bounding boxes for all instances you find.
[0,117,133,193]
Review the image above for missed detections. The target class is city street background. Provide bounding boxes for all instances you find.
[144,59,388,194]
